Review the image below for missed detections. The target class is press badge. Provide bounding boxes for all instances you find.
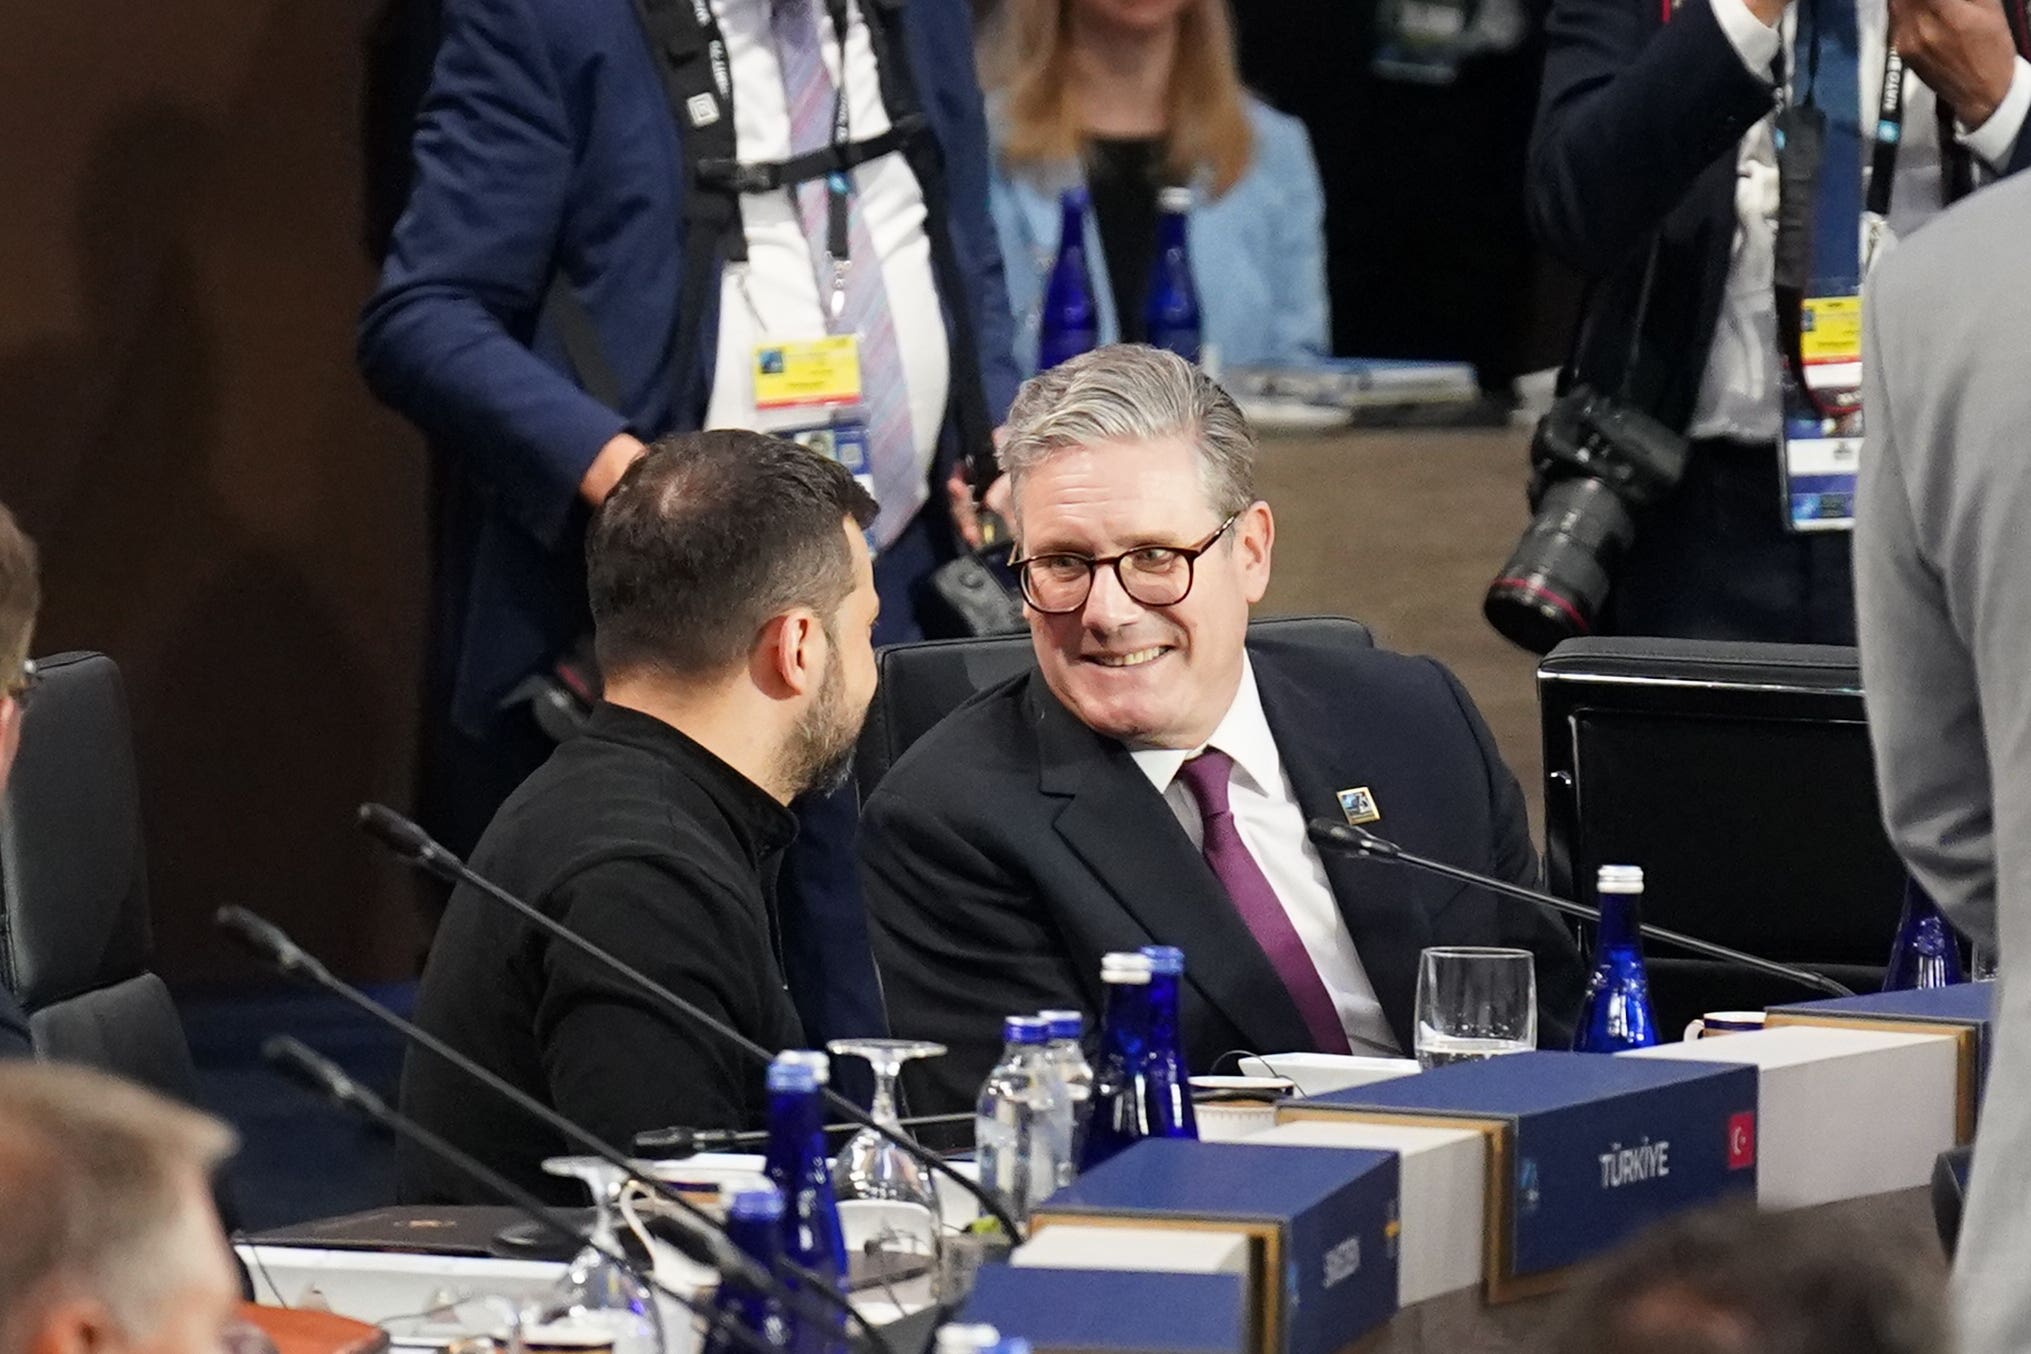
[750,337,879,553]
[1778,295,1863,532]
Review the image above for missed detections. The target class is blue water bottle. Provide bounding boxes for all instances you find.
[1138,945,1199,1140]
[1080,951,1156,1171]
[1885,877,1966,990]
[1142,187,1202,364]
[764,1053,847,1354]
[1572,864,1659,1052]
[705,1183,788,1354]
[1037,188,1099,370]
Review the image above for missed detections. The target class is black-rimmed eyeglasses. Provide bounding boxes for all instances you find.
[1010,513,1241,615]
[4,659,37,710]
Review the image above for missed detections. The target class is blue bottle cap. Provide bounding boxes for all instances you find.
[1139,945,1185,976]
[1038,1009,1084,1040]
[767,1057,819,1094]
[1003,1015,1050,1045]
[728,1183,785,1222]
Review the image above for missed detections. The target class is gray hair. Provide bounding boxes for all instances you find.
[997,345,1257,521]
[0,1064,237,1350]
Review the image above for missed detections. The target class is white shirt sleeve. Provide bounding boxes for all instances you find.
[1708,0,1783,81]
[1958,55,2031,171]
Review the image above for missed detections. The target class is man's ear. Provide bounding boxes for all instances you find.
[754,610,827,700]
[1237,500,1275,605]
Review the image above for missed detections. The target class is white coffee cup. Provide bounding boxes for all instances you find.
[1681,1010,1766,1041]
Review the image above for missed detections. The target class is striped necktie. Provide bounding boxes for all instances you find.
[767,0,923,546]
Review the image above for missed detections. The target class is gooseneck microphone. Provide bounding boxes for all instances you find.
[356,802,1025,1239]
[260,1036,780,1354]
[215,908,889,1354]
[1304,818,1855,998]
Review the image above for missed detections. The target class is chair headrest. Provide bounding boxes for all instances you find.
[0,652,152,1009]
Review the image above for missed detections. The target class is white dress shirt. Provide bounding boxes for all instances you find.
[702,0,948,519]
[1687,0,2031,442]
[1129,659,1400,1056]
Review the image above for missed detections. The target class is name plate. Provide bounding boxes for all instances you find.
[1623,1025,1959,1208]
[961,1265,1248,1354]
[1766,981,1993,1137]
[1032,1139,1399,1354]
[1275,1051,1757,1301]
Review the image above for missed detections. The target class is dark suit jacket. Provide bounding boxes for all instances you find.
[1529,0,2031,430]
[357,0,1022,740]
[859,633,1587,1114]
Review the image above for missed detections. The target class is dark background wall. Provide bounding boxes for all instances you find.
[1,2,427,983]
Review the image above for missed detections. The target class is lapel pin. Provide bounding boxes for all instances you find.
[1336,786,1381,826]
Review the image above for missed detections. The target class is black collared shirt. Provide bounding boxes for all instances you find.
[399,703,804,1205]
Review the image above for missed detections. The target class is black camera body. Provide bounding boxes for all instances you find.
[1484,385,1692,654]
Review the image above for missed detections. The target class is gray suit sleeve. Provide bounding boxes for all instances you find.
[1854,289,1999,947]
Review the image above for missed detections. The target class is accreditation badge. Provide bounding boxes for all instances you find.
[750,336,879,555]
[1778,295,1863,532]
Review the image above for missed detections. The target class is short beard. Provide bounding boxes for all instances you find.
[777,639,860,799]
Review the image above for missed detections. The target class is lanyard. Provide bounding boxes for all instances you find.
[805,0,855,324]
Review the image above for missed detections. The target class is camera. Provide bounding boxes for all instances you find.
[1483,385,1692,654]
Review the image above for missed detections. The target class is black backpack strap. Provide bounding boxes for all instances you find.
[630,0,746,427]
[853,0,999,497]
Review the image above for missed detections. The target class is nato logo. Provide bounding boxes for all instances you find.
[1337,786,1380,826]
[1518,1158,1543,1216]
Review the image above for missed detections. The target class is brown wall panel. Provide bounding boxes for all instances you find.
[0,2,428,982]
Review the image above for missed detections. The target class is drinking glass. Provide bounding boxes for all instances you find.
[1414,946,1537,1069]
[826,1038,947,1278]
[531,1157,664,1354]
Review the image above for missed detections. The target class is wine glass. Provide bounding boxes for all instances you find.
[1414,946,1537,1069]
[826,1038,947,1286]
[532,1157,665,1354]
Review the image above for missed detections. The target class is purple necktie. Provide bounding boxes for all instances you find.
[768,0,922,546]
[1175,749,1352,1056]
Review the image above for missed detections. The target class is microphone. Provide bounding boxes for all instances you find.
[217,908,887,1354]
[356,802,1024,1239]
[259,1036,781,1354]
[1304,819,1854,998]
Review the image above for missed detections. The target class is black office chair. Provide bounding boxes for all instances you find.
[855,614,1375,796]
[1538,638,1906,1036]
[0,651,201,1102]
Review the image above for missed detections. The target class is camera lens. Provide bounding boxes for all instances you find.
[1483,477,1637,654]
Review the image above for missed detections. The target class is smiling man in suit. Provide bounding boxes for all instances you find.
[859,345,1585,1112]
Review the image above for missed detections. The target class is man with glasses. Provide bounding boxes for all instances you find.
[859,346,1584,1113]
[0,500,40,1057]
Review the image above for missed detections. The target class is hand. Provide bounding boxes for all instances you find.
[1892,0,2018,128]
[946,465,1013,550]
[579,431,647,506]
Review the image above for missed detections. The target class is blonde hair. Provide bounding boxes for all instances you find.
[983,0,1255,199]
[0,1064,237,1348]
[0,501,36,689]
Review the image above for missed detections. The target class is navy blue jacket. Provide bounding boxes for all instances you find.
[1529,0,2031,430]
[359,0,1022,734]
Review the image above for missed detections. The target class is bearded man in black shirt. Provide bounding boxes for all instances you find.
[400,430,881,1203]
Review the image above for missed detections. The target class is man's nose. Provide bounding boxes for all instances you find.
[1082,562,1148,631]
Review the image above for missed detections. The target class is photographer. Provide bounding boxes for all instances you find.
[1493,0,2031,647]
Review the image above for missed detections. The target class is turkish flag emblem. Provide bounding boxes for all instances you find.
[1727,1111,1757,1170]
